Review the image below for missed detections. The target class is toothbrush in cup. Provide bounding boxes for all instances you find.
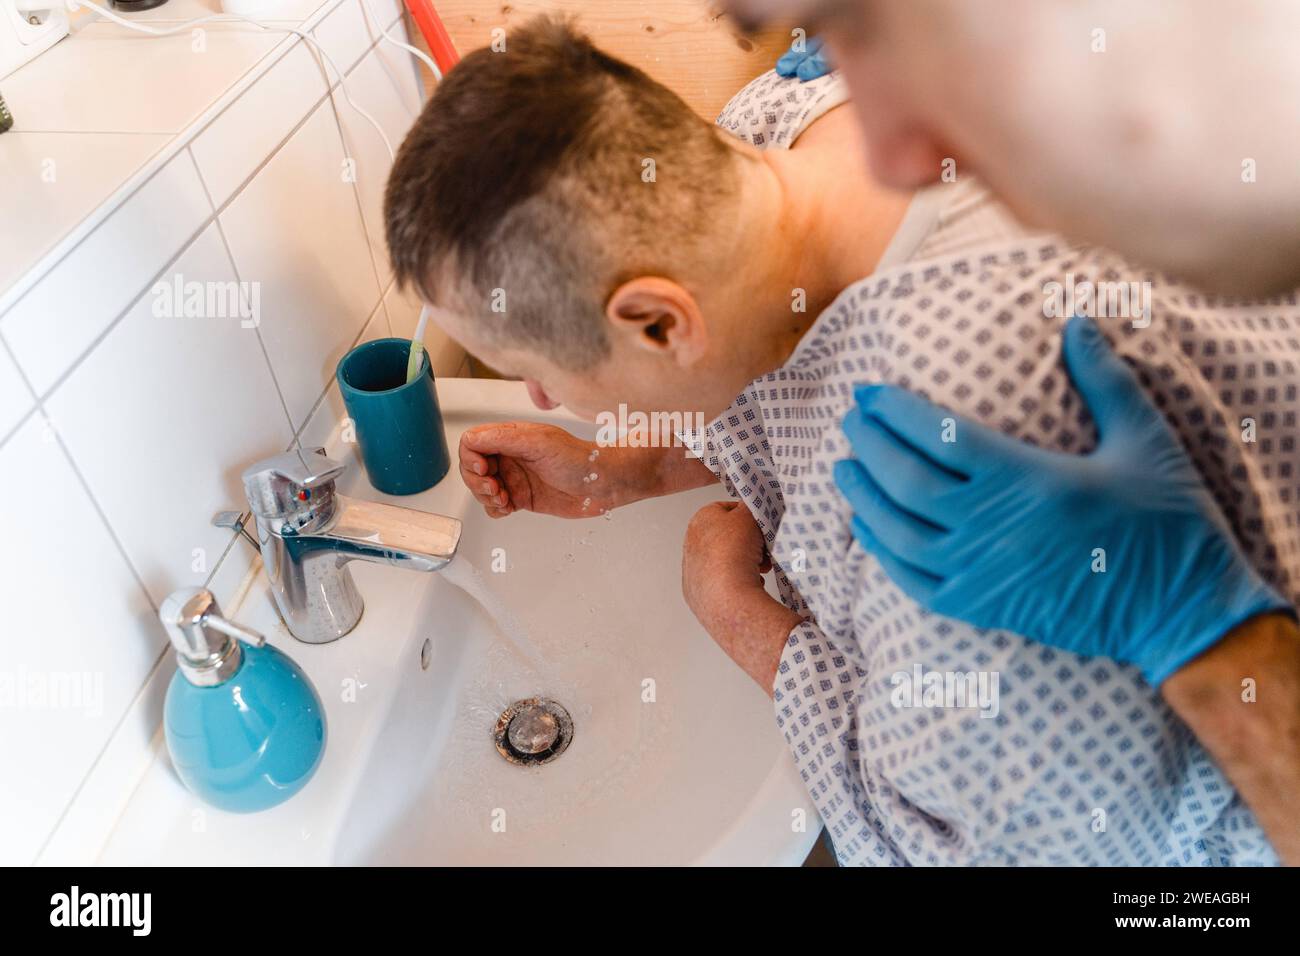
[406,305,432,384]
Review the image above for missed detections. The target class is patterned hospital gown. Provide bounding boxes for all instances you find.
[710,73,1298,866]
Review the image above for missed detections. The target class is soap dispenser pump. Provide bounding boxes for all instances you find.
[160,587,326,813]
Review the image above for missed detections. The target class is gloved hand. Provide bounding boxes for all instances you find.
[775,36,831,81]
[833,316,1292,685]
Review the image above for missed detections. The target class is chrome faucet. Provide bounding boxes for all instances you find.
[241,449,462,644]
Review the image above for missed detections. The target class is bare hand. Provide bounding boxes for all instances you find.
[459,422,618,519]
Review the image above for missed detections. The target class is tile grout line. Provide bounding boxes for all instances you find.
[322,10,413,320]
[290,289,395,448]
[4,27,397,433]
[0,331,40,448]
[190,144,300,443]
[31,640,174,865]
[15,3,413,865]
[290,7,418,444]
[183,145,279,597]
[0,10,398,326]
[21,147,249,866]
[0,18,316,317]
[30,384,252,865]
[0,317,158,623]
[23,394,171,865]
[26,216,216,409]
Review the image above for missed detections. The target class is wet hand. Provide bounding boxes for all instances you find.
[459,422,617,519]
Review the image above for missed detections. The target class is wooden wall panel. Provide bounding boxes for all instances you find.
[416,1,792,118]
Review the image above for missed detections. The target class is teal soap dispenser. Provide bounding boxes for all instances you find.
[160,587,326,813]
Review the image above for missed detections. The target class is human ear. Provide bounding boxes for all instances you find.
[605,277,708,366]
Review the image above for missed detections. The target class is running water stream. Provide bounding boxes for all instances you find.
[439,558,548,671]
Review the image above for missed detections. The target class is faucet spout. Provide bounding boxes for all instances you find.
[241,449,462,644]
[322,496,461,572]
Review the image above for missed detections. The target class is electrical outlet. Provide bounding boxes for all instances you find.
[1,0,70,81]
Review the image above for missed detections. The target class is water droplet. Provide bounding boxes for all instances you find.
[588,472,598,481]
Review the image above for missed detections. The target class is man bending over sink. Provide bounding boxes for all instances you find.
[383,17,1296,865]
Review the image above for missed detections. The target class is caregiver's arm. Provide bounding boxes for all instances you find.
[1162,612,1300,865]
[835,316,1298,862]
[460,422,715,519]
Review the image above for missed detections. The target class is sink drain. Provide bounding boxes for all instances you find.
[494,698,573,767]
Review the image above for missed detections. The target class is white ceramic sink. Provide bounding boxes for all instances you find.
[99,379,816,866]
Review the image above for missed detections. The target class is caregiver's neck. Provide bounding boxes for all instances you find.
[709,107,913,385]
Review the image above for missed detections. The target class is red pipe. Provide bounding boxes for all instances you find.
[403,0,461,75]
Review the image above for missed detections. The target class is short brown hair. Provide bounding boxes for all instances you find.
[384,15,740,369]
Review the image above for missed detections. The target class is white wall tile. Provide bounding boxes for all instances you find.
[0,342,34,442]
[0,414,160,865]
[296,298,390,466]
[2,29,282,134]
[218,99,382,431]
[0,131,171,300]
[366,11,425,118]
[312,0,375,81]
[332,44,420,284]
[0,5,421,860]
[360,0,404,32]
[203,531,260,613]
[45,224,295,607]
[1,153,212,395]
[384,281,464,378]
[100,0,331,23]
[191,41,330,210]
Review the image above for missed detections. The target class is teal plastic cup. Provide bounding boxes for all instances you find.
[336,338,451,495]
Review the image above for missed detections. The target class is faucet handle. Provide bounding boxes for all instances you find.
[242,448,345,522]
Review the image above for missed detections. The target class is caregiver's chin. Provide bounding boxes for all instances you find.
[729,0,1300,295]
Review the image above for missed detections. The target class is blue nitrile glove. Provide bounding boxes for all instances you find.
[775,36,831,81]
[833,316,1292,686]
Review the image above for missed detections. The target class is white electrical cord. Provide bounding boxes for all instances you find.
[348,0,441,356]
[70,0,442,161]
[358,0,440,81]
